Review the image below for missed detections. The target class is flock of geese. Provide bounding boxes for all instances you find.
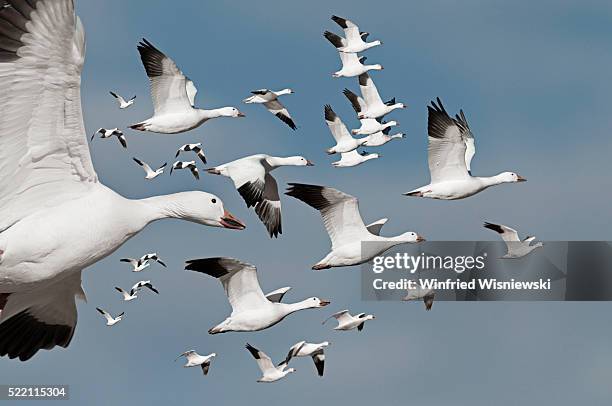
[0,0,541,383]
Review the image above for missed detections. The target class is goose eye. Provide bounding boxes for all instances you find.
[211,198,217,204]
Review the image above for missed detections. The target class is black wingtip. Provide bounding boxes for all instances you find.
[483,222,504,234]
[324,104,336,122]
[245,343,260,359]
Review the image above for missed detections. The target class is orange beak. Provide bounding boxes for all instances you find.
[516,175,527,182]
[220,209,246,230]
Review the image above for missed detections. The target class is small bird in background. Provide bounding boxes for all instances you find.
[278,341,330,377]
[133,158,167,180]
[131,280,160,295]
[243,88,297,130]
[139,253,167,268]
[120,257,150,272]
[323,309,375,331]
[115,286,138,301]
[483,222,544,258]
[332,149,379,168]
[171,161,200,180]
[245,343,296,383]
[96,308,124,326]
[175,350,217,376]
[91,128,127,149]
[175,143,207,164]
[109,91,136,109]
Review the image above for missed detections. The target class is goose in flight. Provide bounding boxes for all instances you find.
[343,88,399,135]
[324,105,368,154]
[332,53,382,78]
[171,161,200,180]
[131,280,160,295]
[243,89,297,130]
[324,15,381,53]
[403,284,435,310]
[404,98,526,199]
[109,91,136,109]
[354,73,405,119]
[185,257,330,334]
[363,127,405,147]
[175,143,207,164]
[286,184,424,270]
[175,350,216,376]
[139,253,167,268]
[484,222,543,258]
[91,128,127,149]
[323,310,374,331]
[96,308,124,326]
[278,341,329,377]
[133,158,167,180]
[206,154,314,238]
[245,343,295,383]
[114,286,138,301]
[0,0,245,361]
[130,39,245,134]
[120,258,151,273]
[332,149,379,168]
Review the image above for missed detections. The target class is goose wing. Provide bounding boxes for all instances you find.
[245,343,276,374]
[264,287,291,303]
[110,91,127,105]
[365,218,388,236]
[286,184,369,249]
[338,51,360,69]
[483,222,520,243]
[185,78,198,107]
[254,173,282,238]
[185,257,268,314]
[133,157,153,174]
[137,39,192,115]
[263,99,297,130]
[0,0,97,232]
[96,307,113,323]
[358,73,384,109]
[324,105,353,144]
[343,88,367,115]
[312,352,325,376]
[322,309,352,325]
[331,15,361,43]
[427,98,471,183]
[455,109,475,174]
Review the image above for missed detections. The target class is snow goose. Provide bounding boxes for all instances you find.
[120,258,151,272]
[133,158,167,180]
[332,53,382,78]
[243,89,297,130]
[245,343,295,383]
[332,149,379,168]
[130,39,245,134]
[96,308,124,326]
[324,15,381,53]
[175,350,216,376]
[403,284,435,310]
[175,143,207,164]
[285,184,425,270]
[343,88,398,136]
[355,73,405,119]
[131,280,160,295]
[206,154,314,237]
[0,0,245,361]
[325,105,368,154]
[171,161,200,180]
[91,128,127,149]
[363,127,405,147]
[140,253,167,268]
[279,341,329,377]
[404,98,526,199]
[184,257,330,333]
[109,91,135,109]
[115,286,138,301]
[484,222,543,258]
[323,310,374,331]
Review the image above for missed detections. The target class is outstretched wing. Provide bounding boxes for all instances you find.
[0,0,98,232]
[137,38,192,115]
[265,287,291,303]
[263,99,296,130]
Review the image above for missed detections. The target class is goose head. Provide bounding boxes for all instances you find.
[167,191,246,230]
[497,172,527,184]
[218,107,246,118]
[278,88,294,95]
[300,297,331,309]
[397,231,426,242]
[367,64,384,72]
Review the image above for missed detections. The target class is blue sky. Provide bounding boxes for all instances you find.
[3,0,612,404]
